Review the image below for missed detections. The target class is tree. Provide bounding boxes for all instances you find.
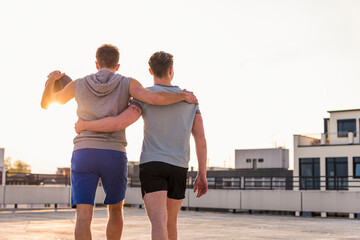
[4,157,31,173]
[4,157,11,170]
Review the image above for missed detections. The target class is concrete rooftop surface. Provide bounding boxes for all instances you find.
[0,207,359,240]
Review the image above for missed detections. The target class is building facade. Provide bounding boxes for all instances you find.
[187,148,293,190]
[294,109,360,191]
[235,148,289,169]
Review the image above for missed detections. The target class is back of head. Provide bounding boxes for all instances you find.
[148,51,173,78]
[96,44,120,69]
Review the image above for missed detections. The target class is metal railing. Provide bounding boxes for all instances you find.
[186,176,294,190]
[4,172,360,191]
[5,172,70,186]
[298,176,360,190]
[186,176,360,191]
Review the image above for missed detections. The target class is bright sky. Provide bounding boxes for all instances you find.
[1,0,360,173]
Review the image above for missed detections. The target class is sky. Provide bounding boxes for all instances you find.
[1,0,360,173]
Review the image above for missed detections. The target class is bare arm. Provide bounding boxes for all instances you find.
[192,113,208,198]
[75,104,142,133]
[41,71,75,109]
[129,78,198,105]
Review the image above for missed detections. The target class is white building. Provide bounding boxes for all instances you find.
[234,148,290,190]
[235,148,289,169]
[294,109,360,191]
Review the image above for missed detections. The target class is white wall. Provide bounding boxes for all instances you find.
[235,148,289,169]
[1,186,360,217]
[188,189,241,209]
[302,191,360,213]
[0,148,4,167]
[329,111,360,145]
[241,190,302,212]
[4,186,70,204]
[0,186,4,204]
[125,187,143,205]
[94,187,105,204]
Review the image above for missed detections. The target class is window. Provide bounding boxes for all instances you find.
[326,157,348,190]
[353,157,360,178]
[258,158,264,163]
[337,119,356,137]
[246,159,251,163]
[299,158,320,190]
[324,118,329,138]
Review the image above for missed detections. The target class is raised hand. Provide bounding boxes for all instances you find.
[47,70,65,83]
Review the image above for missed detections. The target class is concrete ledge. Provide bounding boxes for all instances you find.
[181,189,189,207]
[94,187,105,204]
[0,186,4,205]
[302,191,360,213]
[241,190,302,211]
[125,187,143,205]
[188,189,241,209]
[4,186,70,204]
[2,186,360,216]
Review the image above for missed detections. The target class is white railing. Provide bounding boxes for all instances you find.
[296,131,360,146]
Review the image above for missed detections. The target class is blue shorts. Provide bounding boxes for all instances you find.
[71,148,127,208]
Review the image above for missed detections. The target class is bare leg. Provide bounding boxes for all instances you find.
[143,191,168,240]
[167,198,183,240]
[107,200,124,240]
[75,204,94,240]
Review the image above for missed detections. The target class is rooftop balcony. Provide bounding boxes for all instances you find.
[295,132,360,147]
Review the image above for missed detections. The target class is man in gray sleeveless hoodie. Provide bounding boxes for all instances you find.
[40,44,197,240]
[75,51,208,240]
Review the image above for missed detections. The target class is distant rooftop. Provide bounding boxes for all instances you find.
[327,108,360,113]
[235,147,288,151]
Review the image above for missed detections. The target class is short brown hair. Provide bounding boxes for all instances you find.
[96,44,120,69]
[148,51,173,78]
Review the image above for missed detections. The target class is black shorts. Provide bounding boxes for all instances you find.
[139,161,188,200]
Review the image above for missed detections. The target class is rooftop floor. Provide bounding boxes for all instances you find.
[0,207,359,239]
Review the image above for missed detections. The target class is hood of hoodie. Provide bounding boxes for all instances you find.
[84,69,124,97]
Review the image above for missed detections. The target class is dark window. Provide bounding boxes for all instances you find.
[299,158,320,190]
[326,157,348,190]
[246,159,251,163]
[337,119,356,137]
[258,158,264,163]
[353,157,360,178]
[324,118,329,138]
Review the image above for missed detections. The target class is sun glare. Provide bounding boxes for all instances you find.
[47,102,62,111]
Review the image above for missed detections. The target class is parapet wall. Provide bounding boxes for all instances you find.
[1,186,360,217]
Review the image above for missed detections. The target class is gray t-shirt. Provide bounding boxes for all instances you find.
[73,69,130,152]
[132,84,200,168]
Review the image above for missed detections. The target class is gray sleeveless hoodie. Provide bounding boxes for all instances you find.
[73,69,130,153]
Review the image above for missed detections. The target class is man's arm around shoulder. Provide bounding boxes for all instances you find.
[129,78,198,105]
[75,104,142,134]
